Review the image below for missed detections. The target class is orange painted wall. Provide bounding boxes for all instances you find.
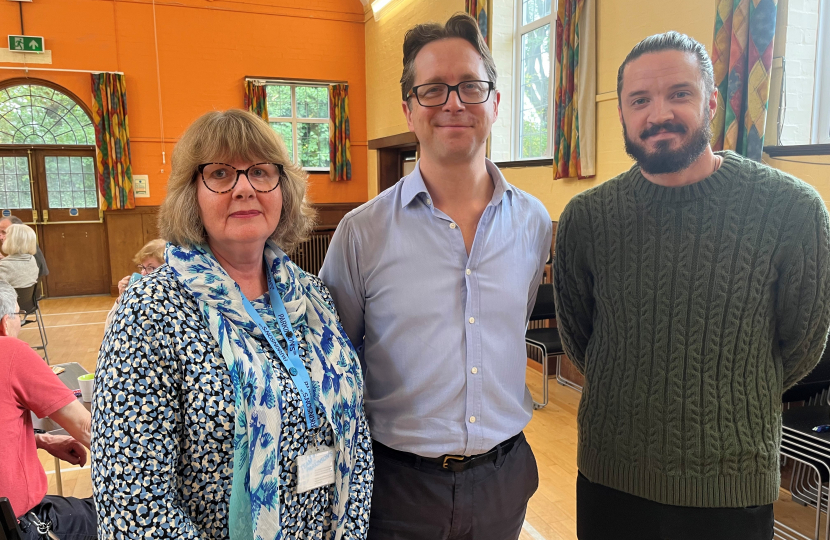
[0,0,369,206]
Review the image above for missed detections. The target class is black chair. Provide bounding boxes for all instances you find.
[784,347,830,405]
[525,283,567,409]
[15,284,49,364]
[0,497,21,540]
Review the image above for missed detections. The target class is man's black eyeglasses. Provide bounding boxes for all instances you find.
[197,162,285,194]
[405,80,495,107]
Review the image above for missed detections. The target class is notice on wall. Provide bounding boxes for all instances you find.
[134,175,150,198]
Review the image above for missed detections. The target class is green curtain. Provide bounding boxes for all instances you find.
[328,84,351,182]
[711,0,778,160]
[245,81,268,121]
[91,72,134,210]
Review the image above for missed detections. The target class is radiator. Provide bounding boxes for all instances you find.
[293,232,332,276]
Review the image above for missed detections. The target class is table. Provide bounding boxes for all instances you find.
[30,362,91,496]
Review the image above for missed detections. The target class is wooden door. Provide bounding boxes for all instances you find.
[0,147,109,296]
[33,149,109,296]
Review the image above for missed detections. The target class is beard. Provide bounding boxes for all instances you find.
[623,116,712,175]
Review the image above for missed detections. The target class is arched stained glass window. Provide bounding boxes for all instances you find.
[0,84,96,145]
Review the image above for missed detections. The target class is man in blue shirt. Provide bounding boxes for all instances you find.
[320,13,552,540]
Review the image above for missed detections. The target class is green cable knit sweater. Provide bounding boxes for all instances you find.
[554,151,830,508]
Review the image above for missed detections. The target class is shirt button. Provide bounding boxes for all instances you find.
[449,223,457,229]
[466,269,471,275]
[471,367,478,374]
[469,416,476,423]
[426,198,432,206]
[468,317,475,324]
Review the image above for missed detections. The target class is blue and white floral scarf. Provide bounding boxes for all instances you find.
[166,241,364,540]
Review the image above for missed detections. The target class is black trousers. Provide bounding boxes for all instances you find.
[577,472,774,540]
[367,432,539,540]
[17,496,97,540]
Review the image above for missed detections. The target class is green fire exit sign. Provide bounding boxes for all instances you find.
[8,35,44,53]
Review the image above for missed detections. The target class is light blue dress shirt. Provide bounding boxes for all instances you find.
[320,159,552,457]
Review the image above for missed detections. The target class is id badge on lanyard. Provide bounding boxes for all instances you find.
[240,268,320,430]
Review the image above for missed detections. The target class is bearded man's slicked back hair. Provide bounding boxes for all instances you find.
[617,31,715,101]
[400,12,497,102]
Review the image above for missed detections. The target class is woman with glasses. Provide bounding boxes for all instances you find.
[92,109,372,539]
[105,238,167,329]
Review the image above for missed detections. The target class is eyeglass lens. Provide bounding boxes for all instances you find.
[414,81,491,107]
[202,163,282,193]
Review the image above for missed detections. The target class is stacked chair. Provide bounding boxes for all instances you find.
[525,283,565,409]
[776,348,830,540]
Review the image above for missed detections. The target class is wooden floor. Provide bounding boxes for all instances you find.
[19,296,825,539]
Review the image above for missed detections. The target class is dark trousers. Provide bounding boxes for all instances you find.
[577,472,774,540]
[18,496,97,540]
[367,432,539,540]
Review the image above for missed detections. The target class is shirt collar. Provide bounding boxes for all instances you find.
[400,158,514,208]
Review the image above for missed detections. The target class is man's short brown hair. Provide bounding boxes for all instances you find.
[400,12,497,103]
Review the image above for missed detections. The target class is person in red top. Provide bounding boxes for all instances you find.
[0,279,96,539]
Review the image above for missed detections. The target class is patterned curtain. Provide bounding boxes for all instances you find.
[465,0,490,46]
[245,80,268,122]
[91,73,134,210]
[553,0,596,179]
[329,84,351,182]
[711,0,778,161]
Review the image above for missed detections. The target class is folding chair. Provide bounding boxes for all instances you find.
[0,498,21,540]
[14,283,49,364]
[525,283,567,409]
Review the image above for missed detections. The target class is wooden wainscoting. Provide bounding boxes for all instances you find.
[104,207,160,296]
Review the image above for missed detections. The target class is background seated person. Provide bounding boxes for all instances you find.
[105,238,166,329]
[0,217,48,279]
[0,224,39,289]
[0,280,96,540]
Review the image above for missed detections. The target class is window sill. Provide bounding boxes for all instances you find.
[493,158,554,169]
[304,168,331,173]
[763,144,830,157]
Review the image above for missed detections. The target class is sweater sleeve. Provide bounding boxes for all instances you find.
[777,197,830,390]
[553,199,594,374]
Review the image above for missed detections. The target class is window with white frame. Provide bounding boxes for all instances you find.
[513,0,555,159]
[771,0,830,145]
[265,84,330,170]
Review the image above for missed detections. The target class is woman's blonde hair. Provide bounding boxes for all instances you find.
[2,224,36,256]
[133,238,167,266]
[158,109,316,253]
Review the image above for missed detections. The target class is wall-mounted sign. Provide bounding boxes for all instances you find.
[1,209,10,218]
[133,174,150,198]
[8,35,44,53]
[69,208,79,217]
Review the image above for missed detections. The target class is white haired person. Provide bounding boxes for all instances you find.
[92,109,372,540]
[0,279,95,539]
[0,224,39,288]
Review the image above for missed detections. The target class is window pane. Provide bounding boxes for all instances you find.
[85,191,98,207]
[0,85,93,146]
[0,157,30,209]
[270,122,294,161]
[296,87,329,119]
[520,25,551,159]
[266,85,292,118]
[298,122,330,168]
[523,0,552,25]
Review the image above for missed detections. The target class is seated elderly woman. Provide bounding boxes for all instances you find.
[0,224,39,288]
[92,109,372,540]
[105,238,167,329]
[0,280,95,539]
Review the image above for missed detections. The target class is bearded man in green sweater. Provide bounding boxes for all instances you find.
[554,31,830,540]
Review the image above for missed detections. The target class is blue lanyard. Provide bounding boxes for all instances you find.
[240,267,320,430]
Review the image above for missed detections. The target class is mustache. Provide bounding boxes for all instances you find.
[640,122,687,139]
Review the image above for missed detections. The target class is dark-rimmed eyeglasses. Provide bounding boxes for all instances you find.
[137,264,158,274]
[12,310,26,322]
[405,80,495,107]
[197,162,285,194]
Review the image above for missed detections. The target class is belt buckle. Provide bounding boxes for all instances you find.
[442,455,465,470]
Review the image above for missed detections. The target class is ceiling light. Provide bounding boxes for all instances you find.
[371,0,405,21]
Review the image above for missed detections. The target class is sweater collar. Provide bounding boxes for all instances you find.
[630,150,742,203]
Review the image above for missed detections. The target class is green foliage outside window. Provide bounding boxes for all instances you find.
[266,84,330,169]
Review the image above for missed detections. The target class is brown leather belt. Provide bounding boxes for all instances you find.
[372,433,522,473]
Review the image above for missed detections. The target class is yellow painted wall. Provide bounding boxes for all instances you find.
[364,0,465,199]
[764,156,830,206]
